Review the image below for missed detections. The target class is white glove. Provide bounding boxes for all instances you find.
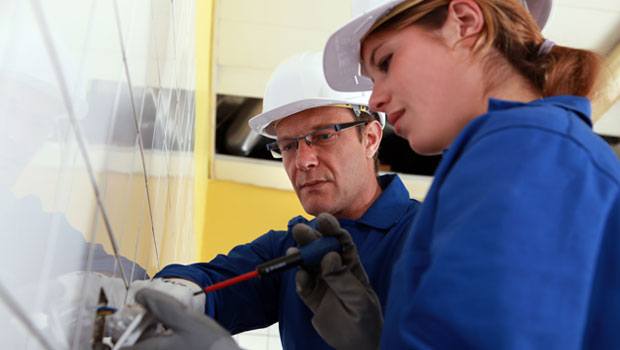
[126,278,205,315]
[122,289,242,350]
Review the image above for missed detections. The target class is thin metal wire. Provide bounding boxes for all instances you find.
[29,0,130,289]
[174,47,195,259]
[160,0,177,156]
[118,1,153,280]
[0,282,58,350]
[170,0,182,122]
[175,0,196,260]
[164,0,183,259]
[124,80,150,281]
[112,0,160,268]
[90,2,141,253]
[146,0,167,268]
[150,1,163,93]
[88,63,130,288]
[34,0,98,316]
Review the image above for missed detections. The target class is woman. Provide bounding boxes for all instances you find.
[316,0,620,348]
[118,1,619,349]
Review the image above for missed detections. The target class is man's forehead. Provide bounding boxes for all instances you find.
[274,106,354,137]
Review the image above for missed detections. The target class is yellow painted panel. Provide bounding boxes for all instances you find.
[214,0,352,98]
[263,0,351,30]
[195,0,215,261]
[201,179,307,261]
[216,66,272,97]
[218,0,350,30]
[217,19,327,69]
[218,0,267,22]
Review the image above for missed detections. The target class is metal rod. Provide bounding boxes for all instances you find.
[29,0,130,289]
[112,0,160,268]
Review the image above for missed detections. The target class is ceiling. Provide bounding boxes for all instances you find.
[543,0,620,54]
[542,0,620,136]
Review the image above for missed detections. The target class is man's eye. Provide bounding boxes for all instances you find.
[281,141,295,152]
[378,54,392,73]
[314,132,335,142]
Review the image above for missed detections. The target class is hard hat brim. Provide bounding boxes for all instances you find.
[323,0,402,92]
[525,0,552,30]
[323,0,553,92]
[249,98,367,139]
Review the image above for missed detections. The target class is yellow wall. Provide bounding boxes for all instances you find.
[201,180,306,260]
[194,0,215,261]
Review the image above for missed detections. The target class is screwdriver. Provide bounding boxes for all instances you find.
[193,236,342,296]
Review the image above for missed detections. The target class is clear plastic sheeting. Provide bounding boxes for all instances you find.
[0,0,196,348]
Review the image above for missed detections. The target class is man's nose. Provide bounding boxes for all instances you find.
[294,139,318,170]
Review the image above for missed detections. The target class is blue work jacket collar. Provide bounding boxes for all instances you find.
[339,174,412,231]
[488,95,592,127]
[287,174,412,232]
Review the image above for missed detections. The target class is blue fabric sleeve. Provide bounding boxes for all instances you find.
[155,230,292,334]
[386,127,615,349]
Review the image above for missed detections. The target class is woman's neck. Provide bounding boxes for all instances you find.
[483,53,542,104]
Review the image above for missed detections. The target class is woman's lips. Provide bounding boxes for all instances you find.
[387,109,405,133]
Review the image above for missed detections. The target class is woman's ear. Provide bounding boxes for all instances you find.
[442,0,485,50]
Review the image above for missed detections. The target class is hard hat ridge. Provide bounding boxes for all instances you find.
[249,51,384,139]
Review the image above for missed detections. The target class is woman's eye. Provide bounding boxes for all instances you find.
[378,54,392,73]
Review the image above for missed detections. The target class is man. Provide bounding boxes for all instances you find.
[127,52,420,350]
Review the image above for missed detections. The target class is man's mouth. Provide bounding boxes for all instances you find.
[299,179,328,190]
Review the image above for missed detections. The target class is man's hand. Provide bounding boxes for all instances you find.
[122,289,242,350]
[126,278,205,315]
[290,213,383,350]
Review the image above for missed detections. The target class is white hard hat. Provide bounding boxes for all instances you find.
[248,51,385,139]
[323,0,553,92]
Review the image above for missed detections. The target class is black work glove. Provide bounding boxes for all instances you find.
[289,213,383,350]
[123,288,242,350]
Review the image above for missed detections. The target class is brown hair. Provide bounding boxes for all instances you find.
[364,0,601,98]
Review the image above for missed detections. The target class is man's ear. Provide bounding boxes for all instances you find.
[363,120,383,158]
[442,0,485,50]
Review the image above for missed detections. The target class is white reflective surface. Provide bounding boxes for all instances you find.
[0,1,196,348]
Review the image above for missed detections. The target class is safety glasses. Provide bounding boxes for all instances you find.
[266,120,368,159]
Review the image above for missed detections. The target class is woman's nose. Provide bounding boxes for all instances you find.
[369,82,390,112]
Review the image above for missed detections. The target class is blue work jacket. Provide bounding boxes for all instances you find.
[157,174,420,349]
[382,96,620,349]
